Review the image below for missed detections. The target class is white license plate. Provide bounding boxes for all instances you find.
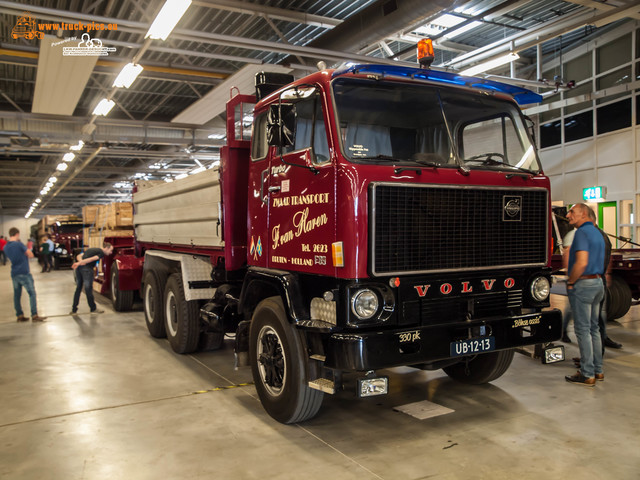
[450,336,495,357]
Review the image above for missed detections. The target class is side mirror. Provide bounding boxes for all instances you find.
[267,103,296,147]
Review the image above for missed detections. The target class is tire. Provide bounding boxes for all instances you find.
[164,273,200,354]
[111,264,134,312]
[249,296,323,424]
[609,276,632,320]
[443,348,515,385]
[198,332,224,351]
[143,270,166,338]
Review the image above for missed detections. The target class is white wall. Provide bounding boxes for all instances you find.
[0,214,42,240]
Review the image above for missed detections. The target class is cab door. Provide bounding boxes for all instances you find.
[266,91,336,276]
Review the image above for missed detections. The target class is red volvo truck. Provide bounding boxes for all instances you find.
[107,62,562,423]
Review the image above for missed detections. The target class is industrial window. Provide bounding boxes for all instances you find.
[540,120,561,148]
[564,82,592,116]
[564,110,593,142]
[596,67,631,105]
[597,99,631,134]
[596,33,631,74]
[564,53,592,83]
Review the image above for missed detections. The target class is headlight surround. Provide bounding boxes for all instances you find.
[530,276,550,302]
[351,289,379,320]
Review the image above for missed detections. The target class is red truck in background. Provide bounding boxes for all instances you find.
[103,62,562,423]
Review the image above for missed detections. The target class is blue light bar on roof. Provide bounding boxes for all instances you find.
[332,64,542,105]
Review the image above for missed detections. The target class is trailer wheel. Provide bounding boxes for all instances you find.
[164,273,199,354]
[198,332,224,351]
[111,264,134,312]
[608,275,632,320]
[143,270,166,338]
[249,296,323,424]
[443,348,514,385]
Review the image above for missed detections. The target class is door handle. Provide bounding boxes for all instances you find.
[268,186,281,193]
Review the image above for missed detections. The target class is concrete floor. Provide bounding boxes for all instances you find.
[1,260,639,480]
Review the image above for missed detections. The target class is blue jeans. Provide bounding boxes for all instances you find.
[568,278,604,378]
[12,274,38,317]
[72,267,96,311]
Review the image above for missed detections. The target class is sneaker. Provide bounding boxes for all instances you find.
[604,337,622,349]
[90,309,105,314]
[16,315,28,322]
[561,332,571,343]
[595,373,604,381]
[69,310,78,315]
[565,371,595,387]
[31,315,47,322]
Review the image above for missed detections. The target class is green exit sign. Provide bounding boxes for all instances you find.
[583,186,606,201]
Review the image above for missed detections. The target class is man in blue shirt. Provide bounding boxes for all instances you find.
[4,227,47,322]
[565,204,605,386]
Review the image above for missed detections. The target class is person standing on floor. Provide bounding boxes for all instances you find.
[70,242,113,314]
[46,235,55,272]
[4,228,47,322]
[0,235,7,266]
[565,203,605,386]
[40,235,52,273]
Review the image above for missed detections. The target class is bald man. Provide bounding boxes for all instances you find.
[565,203,605,386]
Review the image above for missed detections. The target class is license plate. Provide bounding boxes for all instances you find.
[450,336,495,357]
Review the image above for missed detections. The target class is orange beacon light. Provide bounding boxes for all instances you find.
[417,38,435,68]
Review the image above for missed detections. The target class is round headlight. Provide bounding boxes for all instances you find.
[530,276,550,302]
[351,289,379,320]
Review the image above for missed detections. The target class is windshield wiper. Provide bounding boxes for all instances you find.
[464,153,533,174]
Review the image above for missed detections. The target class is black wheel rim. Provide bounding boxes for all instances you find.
[257,325,286,396]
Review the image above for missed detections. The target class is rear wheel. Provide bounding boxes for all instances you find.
[111,264,134,311]
[164,273,199,353]
[249,297,323,424]
[443,349,514,384]
[608,276,632,320]
[143,270,166,338]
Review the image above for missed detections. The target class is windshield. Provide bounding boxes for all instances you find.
[332,78,541,173]
[55,224,83,234]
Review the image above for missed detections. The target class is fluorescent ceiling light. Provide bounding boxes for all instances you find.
[49,176,57,183]
[40,189,47,195]
[56,162,68,171]
[93,98,115,116]
[69,141,84,151]
[208,133,226,139]
[63,152,75,162]
[164,177,174,183]
[190,166,206,174]
[460,53,519,76]
[46,182,53,187]
[35,198,41,203]
[113,63,144,88]
[175,173,188,180]
[146,0,192,41]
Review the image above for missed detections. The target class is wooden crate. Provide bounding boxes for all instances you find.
[82,205,100,225]
[88,227,134,249]
[95,202,133,229]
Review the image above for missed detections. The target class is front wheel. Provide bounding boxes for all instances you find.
[249,297,323,424]
[164,273,199,354]
[443,349,514,384]
[111,264,134,311]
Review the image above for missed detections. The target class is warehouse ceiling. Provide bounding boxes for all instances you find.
[0,0,639,216]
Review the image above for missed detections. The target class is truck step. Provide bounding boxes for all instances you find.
[308,378,335,394]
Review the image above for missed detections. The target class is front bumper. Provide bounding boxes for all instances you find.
[323,309,562,371]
